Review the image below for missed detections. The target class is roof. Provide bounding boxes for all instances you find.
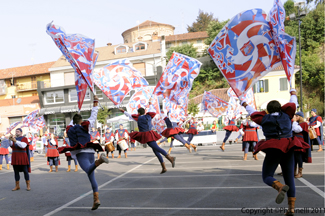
[165,31,208,42]
[122,20,175,36]
[51,40,162,68]
[190,88,229,105]
[0,62,55,79]
[0,96,40,107]
[272,64,300,71]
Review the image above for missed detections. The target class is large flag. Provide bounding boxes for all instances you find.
[152,114,167,134]
[269,0,296,87]
[127,86,159,114]
[227,87,257,110]
[153,52,202,107]
[6,121,21,135]
[46,22,97,110]
[163,99,187,122]
[31,116,46,132]
[93,59,148,106]
[21,109,39,128]
[201,91,229,118]
[208,9,282,98]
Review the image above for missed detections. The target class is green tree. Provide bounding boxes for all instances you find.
[166,43,198,61]
[187,100,200,117]
[187,10,218,33]
[97,106,112,125]
[204,19,229,46]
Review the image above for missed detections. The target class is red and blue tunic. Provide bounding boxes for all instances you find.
[47,139,60,157]
[293,122,312,163]
[187,122,198,135]
[90,131,100,142]
[223,118,239,132]
[161,117,185,138]
[11,136,31,172]
[128,112,161,144]
[0,139,9,155]
[240,122,258,142]
[104,132,114,143]
[309,115,323,141]
[251,103,310,154]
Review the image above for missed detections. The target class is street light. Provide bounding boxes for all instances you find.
[286,2,306,112]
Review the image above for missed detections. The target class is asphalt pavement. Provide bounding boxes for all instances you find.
[0,142,324,216]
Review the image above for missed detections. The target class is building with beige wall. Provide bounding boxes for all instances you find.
[0,62,54,134]
[122,20,175,43]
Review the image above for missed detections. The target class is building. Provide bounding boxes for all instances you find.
[0,62,54,134]
[37,39,166,136]
[122,20,175,43]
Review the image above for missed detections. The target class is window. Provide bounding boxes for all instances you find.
[9,116,21,125]
[95,86,103,99]
[133,63,146,76]
[135,43,146,51]
[45,90,64,104]
[32,93,37,96]
[279,78,288,91]
[11,95,16,99]
[253,79,269,93]
[182,41,188,45]
[80,111,91,120]
[31,76,37,88]
[197,40,202,44]
[64,72,75,86]
[69,88,90,102]
[166,43,172,48]
[116,46,126,53]
[47,114,65,138]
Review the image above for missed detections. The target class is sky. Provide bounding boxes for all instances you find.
[0,0,282,70]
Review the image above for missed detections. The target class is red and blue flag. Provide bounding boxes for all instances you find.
[201,91,229,118]
[22,109,39,128]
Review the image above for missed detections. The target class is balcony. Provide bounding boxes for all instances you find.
[17,81,51,92]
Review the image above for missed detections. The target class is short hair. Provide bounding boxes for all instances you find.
[138,107,145,115]
[73,114,82,125]
[266,100,281,113]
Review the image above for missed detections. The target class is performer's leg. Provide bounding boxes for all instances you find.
[54,157,59,172]
[49,158,53,172]
[5,155,9,169]
[111,151,114,159]
[67,157,71,172]
[174,134,191,152]
[73,158,78,172]
[243,142,249,160]
[252,142,258,160]
[263,149,289,204]
[187,134,193,143]
[76,153,97,176]
[220,130,231,151]
[124,149,127,158]
[168,139,174,154]
[0,155,3,169]
[147,141,175,174]
[294,151,303,178]
[12,166,20,191]
[30,150,34,161]
[316,136,323,152]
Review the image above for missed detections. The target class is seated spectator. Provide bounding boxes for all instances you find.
[210,120,219,132]
[197,123,205,132]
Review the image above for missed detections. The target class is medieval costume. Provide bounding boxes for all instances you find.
[0,137,10,170]
[220,115,239,151]
[308,108,323,152]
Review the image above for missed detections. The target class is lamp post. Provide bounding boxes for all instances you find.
[287,2,306,112]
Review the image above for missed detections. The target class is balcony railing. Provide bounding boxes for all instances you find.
[17,81,51,91]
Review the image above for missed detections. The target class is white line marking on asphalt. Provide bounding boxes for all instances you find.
[298,178,325,198]
[44,157,156,216]
[100,185,324,190]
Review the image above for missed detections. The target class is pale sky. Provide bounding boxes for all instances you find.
[0,0,282,70]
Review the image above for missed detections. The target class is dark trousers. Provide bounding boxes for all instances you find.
[262,149,295,197]
[223,130,232,143]
[13,165,29,181]
[48,157,59,166]
[76,153,98,192]
[294,151,303,168]
[147,141,167,163]
[0,154,9,164]
[171,134,190,147]
[187,134,194,143]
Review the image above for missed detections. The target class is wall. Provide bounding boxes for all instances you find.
[123,25,174,43]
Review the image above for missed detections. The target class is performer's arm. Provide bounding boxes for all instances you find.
[87,95,99,131]
[249,121,259,128]
[115,131,119,141]
[313,120,321,129]
[281,89,297,119]
[292,121,303,133]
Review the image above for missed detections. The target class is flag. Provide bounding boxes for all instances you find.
[22,109,39,127]
[163,99,187,122]
[152,114,167,134]
[153,52,202,107]
[269,0,296,87]
[201,91,229,118]
[6,121,21,135]
[46,22,97,110]
[227,87,257,110]
[93,59,148,106]
[31,116,46,132]
[208,9,282,98]
[127,86,160,115]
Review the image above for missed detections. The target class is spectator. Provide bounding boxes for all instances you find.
[197,122,205,132]
[210,120,219,132]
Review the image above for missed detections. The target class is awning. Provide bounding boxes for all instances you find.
[107,115,131,123]
[61,105,78,113]
[44,107,61,115]
[80,104,92,111]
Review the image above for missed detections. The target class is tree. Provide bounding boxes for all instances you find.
[187,100,200,117]
[187,10,218,33]
[97,106,112,125]
[166,43,198,61]
[204,19,229,46]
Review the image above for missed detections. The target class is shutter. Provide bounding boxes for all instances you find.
[264,79,269,92]
[253,84,256,93]
[9,116,22,125]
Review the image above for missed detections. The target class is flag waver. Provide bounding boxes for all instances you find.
[208,9,282,98]
[201,91,229,118]
[269,0,296,87]
[22,109,39,128]
[153,52,202,107]
[93,59,148,106]
[46,22,97,110]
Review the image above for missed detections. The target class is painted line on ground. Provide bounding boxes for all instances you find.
[44,157,156,216]
[100,185,324,190]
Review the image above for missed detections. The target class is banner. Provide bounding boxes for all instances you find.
[201,91,229,118]
[46,22,97,110]
[22,109,39,128]
[269,0,296,87]
[127,86,160,114]
[6,121,21,135]
[93,59,148,106]
[208,9,282,98]
[153,52,201,107]
[163,99,187,122]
